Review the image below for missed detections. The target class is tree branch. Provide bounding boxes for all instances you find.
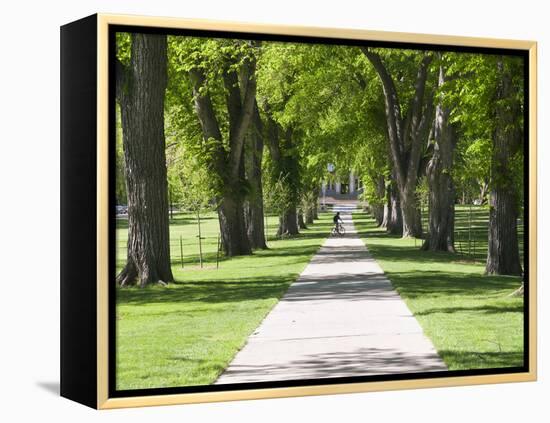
[407,89,435,186]
[361,46,406,188]
[400,53,434,192]
[223,67,243,143]
[403,53,433,148]
[228,52,258,178]
[262,104,282,164]
[188,67,226,170]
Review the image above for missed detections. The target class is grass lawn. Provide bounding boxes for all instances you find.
[115,212,333,390]
[353,206,524,371]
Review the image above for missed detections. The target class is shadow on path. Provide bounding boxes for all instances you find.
[216,208,447,384]
[219,347,446,382]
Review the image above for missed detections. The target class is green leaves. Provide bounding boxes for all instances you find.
[440,53,525,204]
[115,31,526,221]
[115,33,131,66]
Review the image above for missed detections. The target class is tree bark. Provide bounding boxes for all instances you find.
[297,209,307,229]
[362,48,433,238]
[479,181,489,204]
[218,186,251,256]
[371,175,386,226]
[486,59,522,276]
[305,210,314,225]
[265,113,301,236]
[305,200,315,225]
[388,182,404,235]
[278,208,299,236]
[382,175,403,235]
[422,65,456,252]
[305,189,318,224]
[312,196,319,220]
[400,186,422,237]
[382,182,391,228]
[302,185,318,225]
[116,34,174,287]
[244,104,268,249]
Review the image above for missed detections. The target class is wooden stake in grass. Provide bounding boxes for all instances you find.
[179,235,184,269]
[197,210,203,268]
[421,199,424,236]
[216,234,221,270]
[169,186,174,221]
[468,204,472,258]
[264,213,268,246]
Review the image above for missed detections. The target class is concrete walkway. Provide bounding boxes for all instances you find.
[215,206,447,384]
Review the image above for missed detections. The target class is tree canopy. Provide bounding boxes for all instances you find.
[115,32,526,286]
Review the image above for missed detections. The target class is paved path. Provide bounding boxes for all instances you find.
[215,206,446,384]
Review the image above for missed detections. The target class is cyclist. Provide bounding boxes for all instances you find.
[333,211,344,234]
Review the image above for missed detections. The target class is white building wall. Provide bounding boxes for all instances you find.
[349,171,355,193]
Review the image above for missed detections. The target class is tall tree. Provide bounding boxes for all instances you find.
[264,114,301,236]
[485,58,523,275]
[244,104,268,249]
[382,175,403,234]
[444,53,524,275]
[115,33,174,287]
[257,43,310,237]
[422,63,457,251]
[362,48,434,237]
[187,41,259,256]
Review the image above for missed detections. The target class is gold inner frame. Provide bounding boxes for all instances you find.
[96,13,537,409]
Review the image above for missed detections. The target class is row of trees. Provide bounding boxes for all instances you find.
[115,32,525,287]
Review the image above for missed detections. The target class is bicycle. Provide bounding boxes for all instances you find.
[331,222,346,237]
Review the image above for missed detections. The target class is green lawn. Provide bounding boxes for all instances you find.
[115,212,333,390]
[353,207,524,371]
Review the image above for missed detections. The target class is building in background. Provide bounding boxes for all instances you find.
[321,171,362,199]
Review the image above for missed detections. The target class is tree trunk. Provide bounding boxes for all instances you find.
[244,187,267,249]
[116,34,173,288]
[486,181,522,275]
[479,181,489,204]
[219,187,252,256]
[422,65,456,252]
[304,187,317,224]
[371,205,384,226]
[371,175,385,226]
[278,207,299,236]
[387,181,403,235]
[486,59,522,276]
[362,48,433,239]
[297,209,307,229]
[305,203,314,225]
[244,105,267,249]
[188,46,258,257]
[313,197,319,220]
[265,115,301,236]
[400,187,422,238]
[382,182,391,228]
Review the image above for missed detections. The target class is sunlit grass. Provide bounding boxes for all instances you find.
[353,208,524,370]
[115,212,333,390]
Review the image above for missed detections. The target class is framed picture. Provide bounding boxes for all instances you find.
[60,13,537,409]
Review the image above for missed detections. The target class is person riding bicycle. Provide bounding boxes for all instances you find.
[333,212,344,234]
